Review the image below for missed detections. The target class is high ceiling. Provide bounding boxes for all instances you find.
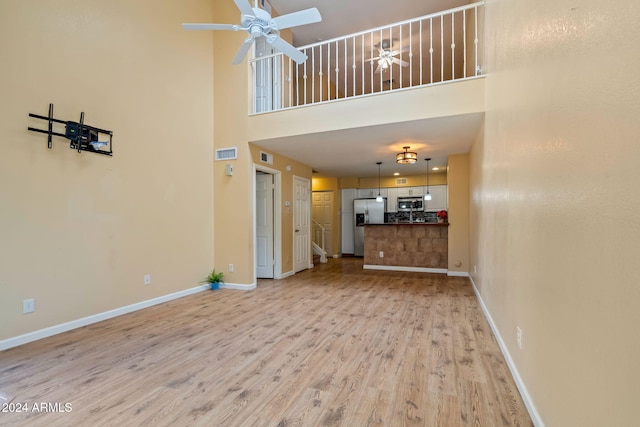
[255,0,481,178]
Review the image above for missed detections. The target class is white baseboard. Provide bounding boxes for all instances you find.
[277,270,295,279]
[332,254,342,258]
[447,271,469,277]
[0,284,210,352]
[363,264,448,274]
[220,282,256,291]
[469,276,544,427]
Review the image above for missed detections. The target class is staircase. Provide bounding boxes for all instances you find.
[312,220,328,264]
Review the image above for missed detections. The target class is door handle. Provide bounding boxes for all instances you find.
[295,229,300,232]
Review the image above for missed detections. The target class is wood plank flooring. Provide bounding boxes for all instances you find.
[0,258,532,426]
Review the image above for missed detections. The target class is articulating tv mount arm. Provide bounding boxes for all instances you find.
[28,103,113,156]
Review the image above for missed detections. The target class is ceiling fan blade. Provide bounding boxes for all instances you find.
[374,63,382,74]
[267,36,307,64]
[182,23,238,31]
[393,58,410,67]
[232,39,254,65]
[272,7,322,30]
[390,47,410,56]
[233,0,255,18]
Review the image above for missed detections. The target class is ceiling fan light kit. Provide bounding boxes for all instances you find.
[369,38,410,74]
[182,0,322,65]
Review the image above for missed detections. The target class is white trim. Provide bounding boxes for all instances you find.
[277,270,294,279]
[0,284,209,352]
[447,271,469,277]
[293,175,312,273]
[220,282,257,291]
[253,164,282,281]
[469,276,545,427]
[363,265,447,274]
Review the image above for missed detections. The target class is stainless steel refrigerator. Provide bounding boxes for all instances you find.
[354,198,386,257]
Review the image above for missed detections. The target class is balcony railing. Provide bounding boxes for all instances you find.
[250,1,485,114]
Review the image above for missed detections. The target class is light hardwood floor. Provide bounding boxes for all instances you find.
[0,258,532,426]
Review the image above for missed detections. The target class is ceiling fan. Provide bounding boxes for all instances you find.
[182,0,321,65]
[369,39,409,73]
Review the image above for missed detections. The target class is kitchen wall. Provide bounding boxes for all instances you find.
[0,0,214,341]
[447,153,469,275]
[470,0,640,425]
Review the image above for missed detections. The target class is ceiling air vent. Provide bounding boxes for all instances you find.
[260,151,273,165]
[396,177,408,185]
[215,147,237,161]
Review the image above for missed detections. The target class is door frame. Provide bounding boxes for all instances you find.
[253,164,282,281]
[293,175,312,272]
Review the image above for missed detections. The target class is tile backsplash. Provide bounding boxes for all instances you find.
[386,211,439,223]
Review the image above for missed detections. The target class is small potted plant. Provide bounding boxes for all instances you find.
[437,210,448,223]
[202,269,224,290]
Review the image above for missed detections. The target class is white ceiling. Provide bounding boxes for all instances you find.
[254,0,480,178]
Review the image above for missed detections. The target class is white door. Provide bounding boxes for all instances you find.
[294,176,311,272]
[312,191,334,256]
[256,172,274,278]
[254,38,281,113]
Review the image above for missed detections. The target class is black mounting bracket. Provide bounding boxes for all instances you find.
[28,103,113,156]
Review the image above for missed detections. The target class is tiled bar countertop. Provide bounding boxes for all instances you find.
[363,223,449,270]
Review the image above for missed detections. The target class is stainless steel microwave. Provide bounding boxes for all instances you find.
[397,197,423,211]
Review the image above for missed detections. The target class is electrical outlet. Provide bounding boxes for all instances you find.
[516,326,523,349]
[23,299,35,314]
[379,251,384,258]
[144,274,151,285]
[229,264,234,273]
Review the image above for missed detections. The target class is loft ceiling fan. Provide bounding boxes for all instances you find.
[369,39,409,73]
[182,0,322,65]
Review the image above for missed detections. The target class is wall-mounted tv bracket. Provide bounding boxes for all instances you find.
[28,103,113,156]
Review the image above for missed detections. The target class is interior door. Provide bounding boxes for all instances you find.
[256,172,274,278]
[254,38,281,113]
[294,176,311,272]
[312,191,334,256]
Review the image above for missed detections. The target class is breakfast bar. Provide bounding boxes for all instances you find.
[363,223,449,273]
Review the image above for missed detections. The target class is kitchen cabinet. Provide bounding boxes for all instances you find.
[357,188,387,198]
[423,185,447,211]
[341,189,357,254]
[396,186,423,197]
[386,188,397,212]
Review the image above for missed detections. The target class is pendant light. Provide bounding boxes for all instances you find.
[376,162,384,202]
[424,158,432,201]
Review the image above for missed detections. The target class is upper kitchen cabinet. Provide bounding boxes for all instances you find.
[423,185,447,211]
[386,188,398,212]
[357,188,387,198]
[397,186,424,197]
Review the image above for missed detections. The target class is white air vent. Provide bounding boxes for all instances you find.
[215,147,237,161]
[260,151,273,165]
[396,177,408,185]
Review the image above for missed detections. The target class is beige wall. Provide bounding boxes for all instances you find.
[0,0,215,340]
[447,154,469,274]
[471,0,640,425]
[212,0,252,285]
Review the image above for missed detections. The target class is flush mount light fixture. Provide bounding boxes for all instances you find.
[396,146,417,164]
[376,162,384,202]
[424,158,432,201]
